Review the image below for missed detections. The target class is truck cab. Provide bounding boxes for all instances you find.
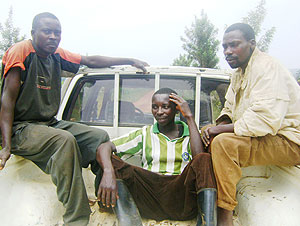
[58,66,230,139]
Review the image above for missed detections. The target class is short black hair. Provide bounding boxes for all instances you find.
[225,23,255,41]
[153,88,177,97]
[32,12,60,30]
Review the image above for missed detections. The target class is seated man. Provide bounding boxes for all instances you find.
[96,88,217,225]
[202,23,300,226]
[0,12,148,226]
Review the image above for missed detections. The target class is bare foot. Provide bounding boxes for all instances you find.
[217,207,233,226]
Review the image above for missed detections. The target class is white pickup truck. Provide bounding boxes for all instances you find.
[0,66,299,226]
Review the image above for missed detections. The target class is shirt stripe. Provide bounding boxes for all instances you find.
[112,121,192,175]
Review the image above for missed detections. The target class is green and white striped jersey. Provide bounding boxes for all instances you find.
[112,121,192,175]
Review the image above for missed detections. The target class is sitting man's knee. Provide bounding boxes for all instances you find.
[58,130,77,144]
[211,133,235,147]
[193,152,211,161]
[210,133,236,156]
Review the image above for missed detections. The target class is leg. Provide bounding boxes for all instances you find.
[94,155,187,220]
[113,179,143,226]
[51,120,110,204]
[11,124,91,226]
[189,153,217,226]
[95,153,216,222]
[197,188,217,226]
[217,207,233,226]
[51,120,109,168]
[52,121,142,225]
[211,133,300,226]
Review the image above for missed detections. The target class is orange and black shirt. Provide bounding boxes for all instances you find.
[1,40,81,124]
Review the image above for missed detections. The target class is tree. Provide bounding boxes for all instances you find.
[172,54,193,67]
[0,7,26,60]
[242,0,276,52]
[173,10,220,68]
[296,70,300,85]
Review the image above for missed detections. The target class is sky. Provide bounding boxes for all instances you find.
[1,0,299,70]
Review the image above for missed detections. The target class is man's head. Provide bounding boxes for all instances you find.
[222,23,256,71]
[152,88,178,127]
[31,12,61,57]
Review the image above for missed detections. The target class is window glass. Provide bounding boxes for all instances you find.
[119,75,155,126]
[160,75,196,122]
[66,76,114,126]
[200,78,229,127]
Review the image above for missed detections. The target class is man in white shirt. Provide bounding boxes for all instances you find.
[202,23,300,226]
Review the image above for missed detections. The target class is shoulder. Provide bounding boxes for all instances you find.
[54,47,81,64]
[8,40,33,51]
[3,40,34,63]
[2,40,35,77]
[250,49,286,78]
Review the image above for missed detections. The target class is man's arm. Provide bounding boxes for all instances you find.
[200,83,234,147]
[0,67,21,169]
[80,55,149,73]
[169,93,204,157]
[202,123,234,147]
[216,114,232,125]
[96,141,118,208]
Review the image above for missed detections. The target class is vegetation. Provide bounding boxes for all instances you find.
[0,7,26,60]
[173,10,220,68]
[242,0,276,52]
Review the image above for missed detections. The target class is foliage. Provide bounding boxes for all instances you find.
[242,0,276,52]
[0,7,26,60]
[296,70,300,85]
[172,54,193,67]
[173,10,220,68]
[297,70,300,77]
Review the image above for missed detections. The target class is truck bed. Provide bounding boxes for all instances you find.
[0,155,243,226]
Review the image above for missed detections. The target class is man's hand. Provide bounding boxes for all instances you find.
[130,59,149,73]
[170,93,205,156]
[80,55,149,73]
[97,169,119,208]
[96,141,119,208]
[0,147,11,170]
[169,93,192,118]
[201,124,234,147]
[202,125,217,147]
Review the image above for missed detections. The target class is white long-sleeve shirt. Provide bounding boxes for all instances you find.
[217,48,300,145]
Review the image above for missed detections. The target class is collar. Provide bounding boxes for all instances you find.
[153,120,190,137]
[243,47,260,76]
[232,47,260,91]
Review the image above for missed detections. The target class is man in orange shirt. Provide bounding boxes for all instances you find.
[0,12,147,226]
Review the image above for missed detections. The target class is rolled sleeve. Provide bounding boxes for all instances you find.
[234,98,289,137]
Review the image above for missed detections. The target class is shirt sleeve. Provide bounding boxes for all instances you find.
[234,61,290,137]
[2,40,33,77]
[55,47,81,74]
[234,99,288,136]
[112,128,143,157]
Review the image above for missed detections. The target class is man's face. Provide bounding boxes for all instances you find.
[151,93,177,127]
[31,17,61,57]
[222,30,255,70]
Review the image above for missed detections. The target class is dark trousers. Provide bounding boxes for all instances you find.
[10,120,109,226]
[95,153,216,221]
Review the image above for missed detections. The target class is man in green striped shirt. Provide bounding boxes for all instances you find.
[95,88,217,225]
[112,119,191,175]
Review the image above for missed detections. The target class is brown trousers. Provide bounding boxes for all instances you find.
[210,133,300,211]
[96,153,216,221]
